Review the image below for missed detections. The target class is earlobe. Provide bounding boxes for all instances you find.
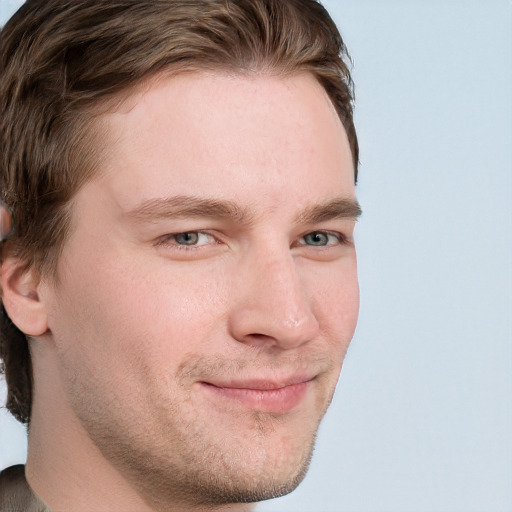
[1,258,49,336]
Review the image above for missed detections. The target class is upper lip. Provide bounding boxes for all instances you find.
[202,374,316,390]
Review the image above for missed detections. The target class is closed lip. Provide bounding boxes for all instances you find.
[202,374,316,390]
[200,375,315,413]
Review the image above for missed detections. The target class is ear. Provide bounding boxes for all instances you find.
[1,257,49,336]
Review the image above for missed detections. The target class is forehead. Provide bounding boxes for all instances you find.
[78,71,355,221]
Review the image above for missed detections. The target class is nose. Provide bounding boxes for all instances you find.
[228,249,320,350]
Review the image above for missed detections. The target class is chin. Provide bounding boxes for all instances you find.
[170,440,316,508]
[112,426,318,511]
[196,465,312,506]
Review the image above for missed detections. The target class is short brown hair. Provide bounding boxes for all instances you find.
[0,0,358,425]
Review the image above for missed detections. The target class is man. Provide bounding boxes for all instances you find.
[0,0,361,510]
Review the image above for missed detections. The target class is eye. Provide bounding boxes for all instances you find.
[174,232,200,245]
[157,231,215,248]
[301,231,343,247]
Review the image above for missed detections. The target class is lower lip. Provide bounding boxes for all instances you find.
[201,381,310,413]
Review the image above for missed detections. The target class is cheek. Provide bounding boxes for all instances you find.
[52,252,231,370]
[308,259,360,348]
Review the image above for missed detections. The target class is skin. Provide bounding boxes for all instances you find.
[0,200,14,241]
[3,72,359,512]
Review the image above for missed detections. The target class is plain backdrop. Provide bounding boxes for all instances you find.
[1,1,511,511]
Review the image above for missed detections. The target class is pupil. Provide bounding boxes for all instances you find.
[307,232,327,246]
[177,232,198,245]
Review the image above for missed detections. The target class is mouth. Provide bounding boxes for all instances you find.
[200,375,315,413]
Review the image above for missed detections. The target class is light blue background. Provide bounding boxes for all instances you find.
[1,1,511,511]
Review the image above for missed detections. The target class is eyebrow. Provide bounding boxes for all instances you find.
[124,195,361,225]
[125,195,253,224]
[295,198,362,224]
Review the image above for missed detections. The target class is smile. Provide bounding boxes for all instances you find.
[200,376,314,413]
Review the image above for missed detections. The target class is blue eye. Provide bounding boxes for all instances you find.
[174,232,200,245]
[157,231,215,248]
[302,232,330,246]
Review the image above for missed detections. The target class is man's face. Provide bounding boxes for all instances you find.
[42,72,359,507]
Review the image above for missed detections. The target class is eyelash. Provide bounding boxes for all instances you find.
[155,230,349,250]
[155,231,218,250]
[297,231,348,248]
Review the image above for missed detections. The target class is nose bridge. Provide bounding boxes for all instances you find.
[265,253,307,323]
[230,243,320,348]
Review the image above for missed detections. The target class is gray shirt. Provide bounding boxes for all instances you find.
[0,465,51,512]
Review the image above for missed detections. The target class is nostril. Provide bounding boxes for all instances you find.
[243,333,277,348]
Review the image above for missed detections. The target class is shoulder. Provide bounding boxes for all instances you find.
[0,465,51,512]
